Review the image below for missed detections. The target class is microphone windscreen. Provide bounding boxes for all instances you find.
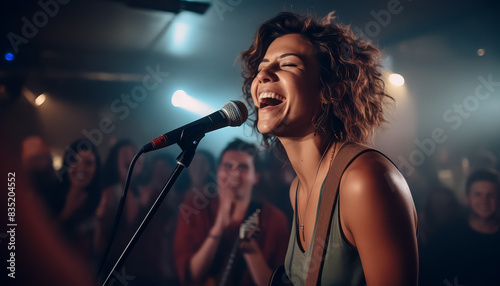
[222,100,248,126]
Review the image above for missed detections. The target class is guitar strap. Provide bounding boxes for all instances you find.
[306,142,375,285]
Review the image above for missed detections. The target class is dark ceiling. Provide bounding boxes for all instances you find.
[2,0,497,94]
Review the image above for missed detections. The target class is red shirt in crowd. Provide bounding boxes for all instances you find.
[174,191,290,285]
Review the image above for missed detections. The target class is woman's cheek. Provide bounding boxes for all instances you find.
[250,81,259,106]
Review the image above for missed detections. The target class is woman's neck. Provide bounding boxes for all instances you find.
[279,133,336,191]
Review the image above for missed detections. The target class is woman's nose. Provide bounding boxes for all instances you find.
[256,66,278,83]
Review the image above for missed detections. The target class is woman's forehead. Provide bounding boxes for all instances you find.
[264,33,314,58]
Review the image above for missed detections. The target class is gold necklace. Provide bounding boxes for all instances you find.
[298,139,337,242]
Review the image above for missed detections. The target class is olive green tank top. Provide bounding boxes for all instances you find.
[284,178,366,286]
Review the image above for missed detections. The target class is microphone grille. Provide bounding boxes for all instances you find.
[222,100,248,126]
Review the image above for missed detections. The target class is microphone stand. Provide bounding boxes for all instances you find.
[101,127,205,286]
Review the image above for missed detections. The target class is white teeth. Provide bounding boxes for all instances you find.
[259,92,285,102]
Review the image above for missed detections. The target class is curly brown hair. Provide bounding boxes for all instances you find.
[240,12,393,148]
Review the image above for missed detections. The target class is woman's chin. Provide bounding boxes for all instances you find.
[257,122,281,136]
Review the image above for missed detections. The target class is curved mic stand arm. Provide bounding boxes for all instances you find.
[101,127,205,286]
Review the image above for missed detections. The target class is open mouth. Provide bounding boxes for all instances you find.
[259,92,285,108]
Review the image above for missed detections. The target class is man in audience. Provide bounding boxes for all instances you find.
[420,169,500,286]
[175,139,289,286]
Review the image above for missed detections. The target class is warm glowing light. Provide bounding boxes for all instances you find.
[477,49,485,56]
[53,154,62,170]
[389,73,405,86]
[35,94,46,106]
[171,90,215,116]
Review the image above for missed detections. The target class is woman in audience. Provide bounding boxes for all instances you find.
[58,138,102,261]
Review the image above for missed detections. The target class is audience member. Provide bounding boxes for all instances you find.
[175,139,290,286]
[57,139,102,263]
[420,169,500,286]
[8,138,95,286]
[21,135,63,215]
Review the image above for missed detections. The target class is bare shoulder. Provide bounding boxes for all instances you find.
[341,150,415,211]
[340,150,418,240]
[289,176,298,211]
[339,150,419,285]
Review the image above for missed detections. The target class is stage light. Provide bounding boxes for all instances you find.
[172,90,187,107]
[4,53,14,61]
[477,49,485,56]
[173,22,188,46]
[35,94,46,106]
[171,90,215,116]
[389,73,405,86]
[166,18,195,56]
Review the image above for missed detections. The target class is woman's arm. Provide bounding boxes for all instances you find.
[340,151,418,286]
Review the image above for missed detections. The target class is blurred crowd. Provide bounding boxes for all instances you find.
[409,146,500,285]
[17,135,294,286]
[16,135,500,286]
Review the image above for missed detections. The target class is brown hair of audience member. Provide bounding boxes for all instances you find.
[466,169,500,197]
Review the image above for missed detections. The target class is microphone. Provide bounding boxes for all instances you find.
[141,100,248,153]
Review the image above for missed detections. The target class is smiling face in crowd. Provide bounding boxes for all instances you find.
[468,180,499,219]
[217,150,259,201]
[68,150,96,190]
